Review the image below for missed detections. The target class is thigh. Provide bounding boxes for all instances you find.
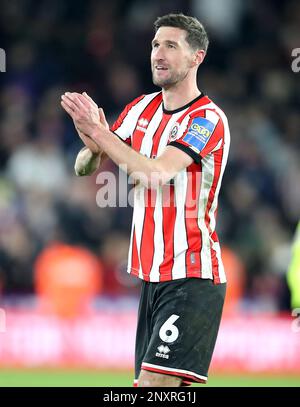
[141,278,226,384]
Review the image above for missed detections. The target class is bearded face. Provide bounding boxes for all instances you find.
[151,27,195,89]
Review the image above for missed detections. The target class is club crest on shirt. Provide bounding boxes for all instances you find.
[168,122,180,142]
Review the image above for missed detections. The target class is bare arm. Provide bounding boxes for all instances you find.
[75,133,192,183]
[90,128,193,186]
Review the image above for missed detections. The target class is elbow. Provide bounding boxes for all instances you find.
[74,161,89,176]
[74,150,100,176]
[74,166,87,176]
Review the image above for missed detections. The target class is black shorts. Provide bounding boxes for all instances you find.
[134,277,226,385]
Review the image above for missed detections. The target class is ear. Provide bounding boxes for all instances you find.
[191,49,206,67]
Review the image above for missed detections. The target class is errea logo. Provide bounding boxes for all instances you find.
[136,118,149,132]
[156,345,170,359]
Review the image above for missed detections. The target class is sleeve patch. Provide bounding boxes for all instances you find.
[182,117,216,153]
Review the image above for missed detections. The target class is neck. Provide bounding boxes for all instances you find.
[162,81,200,112]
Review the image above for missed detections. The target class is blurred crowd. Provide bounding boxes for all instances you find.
[0,0,299,312]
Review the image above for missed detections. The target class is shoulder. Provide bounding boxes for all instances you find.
[189,97,228,124]
[126,91,162,110]
[176,97,229,143]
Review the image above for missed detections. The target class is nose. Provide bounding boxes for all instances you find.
[152,45,165,61]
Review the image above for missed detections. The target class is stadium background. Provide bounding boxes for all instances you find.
[0,0,300,386]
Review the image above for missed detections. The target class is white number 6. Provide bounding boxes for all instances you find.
[159,314,180,343]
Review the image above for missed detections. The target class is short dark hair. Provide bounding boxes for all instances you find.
[154,13,209,53]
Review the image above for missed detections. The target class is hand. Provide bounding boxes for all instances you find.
[74,122,101,154]
[61,91,108,153]
[75,93,108,154]
[81,92,109,131]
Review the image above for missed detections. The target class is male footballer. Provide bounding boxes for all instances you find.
[61,13,230,387]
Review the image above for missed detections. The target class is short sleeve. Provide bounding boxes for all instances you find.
[169,109,224,164]
[110,95,145,146]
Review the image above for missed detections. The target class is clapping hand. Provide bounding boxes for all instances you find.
[61,92,108,153]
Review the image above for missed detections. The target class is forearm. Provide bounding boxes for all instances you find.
[74,146,106,176]
[91,128,166,186]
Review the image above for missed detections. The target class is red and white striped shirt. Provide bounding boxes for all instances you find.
[111,92,230,283]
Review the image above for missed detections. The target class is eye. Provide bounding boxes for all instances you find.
[168,44,176,49]
[152,43,159,49]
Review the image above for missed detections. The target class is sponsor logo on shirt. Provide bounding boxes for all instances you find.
[183,117,215,153]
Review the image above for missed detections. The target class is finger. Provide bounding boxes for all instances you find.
[68,91,89,103]
[62,94,88,113]
[63,93,86,111]
[76,93,94,108]
[61,94,79,111]
[98,108,109,130]
[63,92,78,103]
[74,94,89,110]
[98,107,107,122]
[83,92,98,107]
[61,100,75,118]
